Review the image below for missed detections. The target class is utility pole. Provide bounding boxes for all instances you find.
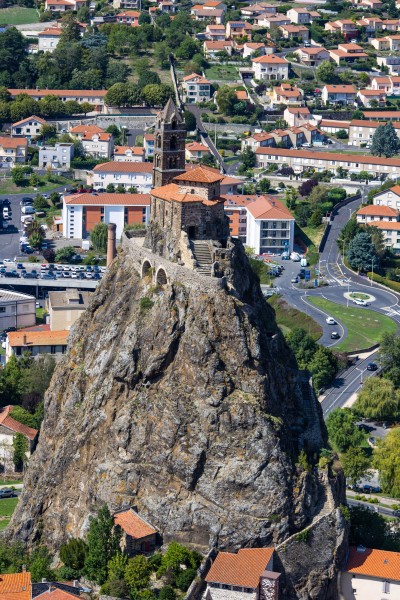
[371,256,375,287]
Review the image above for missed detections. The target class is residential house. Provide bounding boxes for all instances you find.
[62,192,150,239]
[46,290,92,331]
[69,123,105,139]
[341,546,400,598]
[287,7,318,23]
[82,132,114,159]
[203,40,233,57]
[158,1,176,13]
[241,3,276,18]
[38,27,62,52]
[279,24,309,41]
[245,195,295,254]
[377,55,400,74]
[0,406,38,469]
[370,75,397,93]
[356,16,383,33]
[321,84,356,105]
[45,0,87,10]
[349,119,383,145]
[114,145,145,162]
[255,147,400,178]
[205,548,281,600]
[356,204,399,223]
[202,0,227,9]
[284,106,311,126]
[256,14,290,27]
[8,89,107,112]
[362,220,400,250]
[243,42,267,57]
[293,46,330,66]
[185,142,211,162]
[329,43,368,65]
[381,18,400,30]
[324,19,358,40]
[11,115,46,139]
[181,73,211,104]
[357,89,386,106]
[220,174,241,194]
[385,34,400,49]
[319,119,350,135]
[89,161,153,192]
[205,23,226,40]
[144,133,155,158]
[242,132,277,151]
[6,327,69,362]
[225,21,253,39]
[114,508,158,556]
[0,570,31,600]
[271,83,303,106]
[116,10,141,25]
[223,194,255,241]
[370,36,390,50]
[39,143,74,169]
[113,0,141,8]
[0,289,36,331]
[362,110,400,119]
[372,183,400,207]
[252,54,289,81]
[191,7,224,23]
[359,0,383,8]
[0,137,27,165]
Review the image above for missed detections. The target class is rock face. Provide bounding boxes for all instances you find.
[9,238,346,597]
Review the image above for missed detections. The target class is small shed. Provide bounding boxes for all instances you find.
[114,508,158,556]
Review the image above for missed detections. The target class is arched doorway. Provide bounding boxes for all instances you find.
[156,267,168,286]
[142,260,152,278]
[188,226,196,239]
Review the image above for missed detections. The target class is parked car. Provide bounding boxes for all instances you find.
[291,276,298,283]
[331,331,340,339]
[367,362,378,371]
[0,489,15,499]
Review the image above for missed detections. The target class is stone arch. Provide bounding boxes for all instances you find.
[170,136,178,151]
[141,259,153,278]
[156,267,168,286]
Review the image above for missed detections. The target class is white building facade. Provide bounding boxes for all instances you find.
[39,143,74,168]
[89,161,153,192]
[245,196,295,254]
[0,290,36,331]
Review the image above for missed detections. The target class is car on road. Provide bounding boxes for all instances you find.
[291,276,298,283]
[326,317,336,325]
[0,489,15,498]
[22,272,38,279]
[21,197,33,205]
[360,483,380,493]
[331,331,340,339]
[368,436,377,447]
[352,298,368,306]
[367,362,378,371]
[393,509,400,517]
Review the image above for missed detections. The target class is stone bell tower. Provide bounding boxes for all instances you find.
[153,98,186,188]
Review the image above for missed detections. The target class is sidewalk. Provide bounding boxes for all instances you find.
[347,489,399,507]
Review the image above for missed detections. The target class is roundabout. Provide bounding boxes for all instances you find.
[344,291,376,303]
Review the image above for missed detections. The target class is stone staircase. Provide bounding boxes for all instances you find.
[191,240,213,275]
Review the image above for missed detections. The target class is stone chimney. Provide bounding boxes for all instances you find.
[107,223,117,266]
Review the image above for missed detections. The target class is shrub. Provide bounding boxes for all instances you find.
[368,272,400,292]
[295,529,311,543]
[159,586,176,600]
[148,552,162,572]
[139,297,154,311]
[175,568,197,592]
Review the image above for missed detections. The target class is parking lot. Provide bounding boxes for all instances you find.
[0,260,106,281]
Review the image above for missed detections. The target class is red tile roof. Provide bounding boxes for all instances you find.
[0,137,27,149]
[8,329,69,347]
[151,183,223,205]
[83,132,112,141]
[114,146,144,155]
[70,124,104,134]
[36,589,81,600]
[246,195,294,220]
[39,28,62,36]
[8,89,107,98]
[357,204,399,216]
[253,54,288,64]
[93,161,153,173]
[64,193,150,206]
[367,221,400,230]
[175,165,224,183]
[183,73,210,84]
[12,115,47,127]
[345,547,400,581]
[324,84,356,93]
[255,146,400,166]
[114,509,157,540]
[186,142,210,152]
[206,548,275,588]
[0,572,31,600]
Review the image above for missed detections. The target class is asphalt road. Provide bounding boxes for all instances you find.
[347,497,398,519]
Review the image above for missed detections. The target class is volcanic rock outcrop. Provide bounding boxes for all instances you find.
[10,236,346,598]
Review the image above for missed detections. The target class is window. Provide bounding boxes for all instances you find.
[383,581,390,593]
[50,346,56,354]
[0,307,5,313]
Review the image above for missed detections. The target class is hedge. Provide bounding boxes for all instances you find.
[367,272,400,292]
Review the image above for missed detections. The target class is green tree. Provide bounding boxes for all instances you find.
[34,195,49,211]
[175,569,196,592]
[158,542,197,576]
[142,84,173,107]
[347,231,379,272]
[159,587,176,600]
[316,60,336,83]
[60,538,87,571]
[216,86,237,116]
[105,83,129,107]
[341,447,371,486]
[29,232,44,250]
[55,245,76,263]
[354,377,400,421]
[40,124,57,140]
[90,222,108,252]
[379,332,400,387]
[383,122,400,157]
[84,504,122,584]
[10,165,26,186]
[29,547,56,583]
[175,38,199,60]
[349,506,400,551]
[183,110,196,132]
[337,218,360,253]
[259,178,271,193]
[373,427,400,497]
[10,406,37,428]
[371,124,386,157]
[13,432,27,471]
[108,552,128,581]
[239,147,256,173]
[124,555,151,591]
[308,346,338,391]
[284,186,297,211]
[326,408,364,452]
[139,12,151,25]
[138,71,161,89]
[29,173,40,187]
[60,12,81,43]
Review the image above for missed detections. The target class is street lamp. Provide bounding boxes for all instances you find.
[355,367,364,385]
[371,256,375,287]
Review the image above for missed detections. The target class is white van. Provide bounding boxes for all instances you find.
[21,205,35,215]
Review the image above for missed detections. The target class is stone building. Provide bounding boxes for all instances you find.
[114,508,158,556]
[153,98,186,188]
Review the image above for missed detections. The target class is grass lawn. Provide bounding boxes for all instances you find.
[0,480,23,486]
[0,6,39,24]
[295,225,321,266]
[0,176,71,195]
[307,297,397,352]
[0,497,18,531]
[268,294,322,341]
[205,65,239,81]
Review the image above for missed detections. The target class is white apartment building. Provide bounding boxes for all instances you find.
[246,195,295,254]
[0,290,36,331]
[370,75,400,95]
[348,119,400,146]
[372,184,400,207]
[377,55,400,75]
[182,73,211,104]
[7,89,107,112]
[62,192,150,239]
[356,204,399,223]
[11,115,47,139]
[252,54,289,81]
[341,546,400,600]
[113,145,145,161]
[82,132,114,159]
[89,161,153,192]
[321,84,357,105]
[39,143,74,169]
[38,27,62,52]
[255,147,400,178]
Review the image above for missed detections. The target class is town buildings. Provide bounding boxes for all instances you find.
[114,508,158,556]
[114,146,145,162]
[185,142,211,161]
[0,137,27,165]
[0,290,36,331]
[38,27,62,52]
[293,47,330,67]
[7,89,107,112]
[82,132,114,159]
[252,54,289,81]
[62,192,150,239]
[0,405,38,470]
[246,195,295,254]
[46,290,93,331]
[321,84,357,105]
[6,328,69,362]
[341,546,400,599]
[181,73,211,104]
[11,116,46,139]
[89,161,153,192]
[38,143,74,169]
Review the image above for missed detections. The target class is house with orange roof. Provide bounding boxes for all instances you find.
[0,570,32,600]
[62,192,150,239]
[69,124,105,139]
[82,131,114,159]
[6,328,69,362]
[324,19,358,39]
[114,508,158,556]
[286,7,318,24]
[321,84,356,105]
[89,161,153,192]
[38,27,62,52]
[203,40,234,58]
[284,106,311,127]
[341,545,400,598]
[279,24,309,42]
[7,89,107,112]
[116,10,141,25]
[371,183,400,209]
[0,405,38,469]
[293,46,330,67]
[357,89,386,107]
[329,43,368,65]
[0,137,28,165]
[241,2,276,18]
[182,73,211,103]
[245,196,295,254]
[252,54,289,81]
[226,20,253,40]
[205,548,281,600]
[271,83,303,107]
[356,203,399,224]
[223,194,257,239]
[191,6,225,23]
[348,118,400,146]
[242,41,270,58]
[114,145,145,162]
[11,116,47,139]
[241,131,277,151]
[185,141,211,162]
[205,23,226,41]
